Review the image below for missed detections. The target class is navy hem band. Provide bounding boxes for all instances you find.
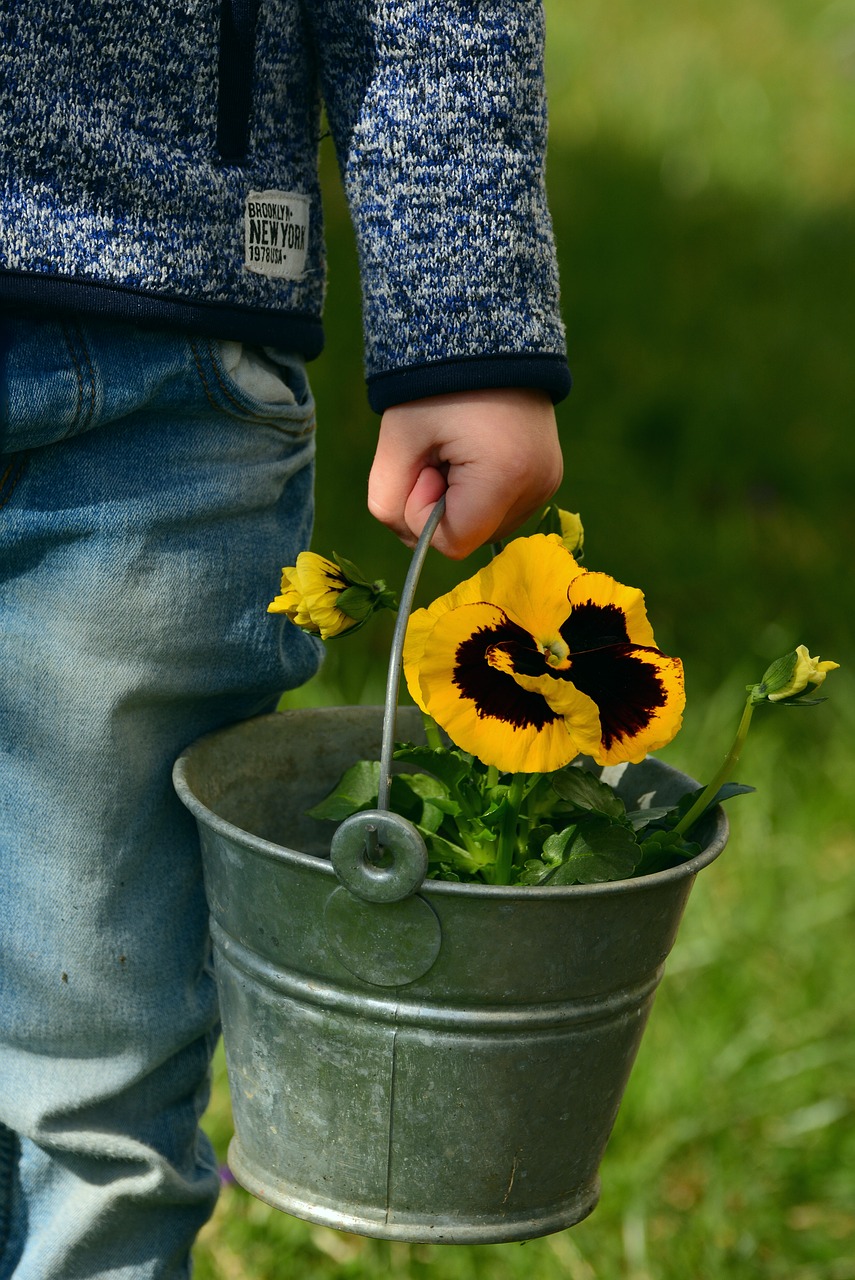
[0,272,325,359]
[366,354,572,414]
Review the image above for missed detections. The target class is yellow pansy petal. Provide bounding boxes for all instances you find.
[412,602,582,774]
[487,646,604,758]
[478,534,585,643]
[295,552,348,609]
[268,593,315,630]
[563,572,657,650]
[268,593,294,616]
[402,555,503,690]
[268,566,299,606]
[568,645,686,766]
[314,605,358,640]
[403,605,440,689]
[268,567,315,626]
[404,534,583,672]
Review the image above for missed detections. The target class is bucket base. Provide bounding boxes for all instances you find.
[227,1137,601,1244]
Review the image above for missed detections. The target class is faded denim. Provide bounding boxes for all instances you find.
[0,318,322,1278]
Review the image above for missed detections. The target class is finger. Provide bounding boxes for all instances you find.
[401,466,449,547]
[434,455,563,559]
[366,430,425,544]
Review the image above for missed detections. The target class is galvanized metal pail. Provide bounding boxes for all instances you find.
[174,704,727,1243]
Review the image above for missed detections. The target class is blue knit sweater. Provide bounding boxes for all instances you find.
[0,0,569,412]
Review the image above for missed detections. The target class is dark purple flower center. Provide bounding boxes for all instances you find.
[453,616,560,730]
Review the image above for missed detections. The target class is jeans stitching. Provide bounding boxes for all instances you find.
[189,338,314,437]
[75,323,98,432]
[59,322,96,439]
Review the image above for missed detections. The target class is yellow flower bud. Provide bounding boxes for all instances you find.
[557,509,584,558]
[767,645,840,702]
[268,552,357,640]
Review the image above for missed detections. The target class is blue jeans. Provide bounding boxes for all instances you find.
[0,319,322,1278]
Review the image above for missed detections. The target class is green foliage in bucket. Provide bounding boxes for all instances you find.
[270,509,838,887]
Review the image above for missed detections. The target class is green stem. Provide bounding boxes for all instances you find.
[674,696,756,837]
[421,712,443,751]
[493,772,527,885]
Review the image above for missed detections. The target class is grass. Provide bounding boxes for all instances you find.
[194,1,855,1273]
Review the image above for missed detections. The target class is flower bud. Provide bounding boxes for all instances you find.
[535,506,585,559]
[268,552,397,640]
[268,552,356,639]
[557,510,585,558]
[749,645,840,704]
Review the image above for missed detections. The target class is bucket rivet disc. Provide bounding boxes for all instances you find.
[324,887,442,987]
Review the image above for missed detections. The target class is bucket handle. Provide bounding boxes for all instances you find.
[330,496,446,904]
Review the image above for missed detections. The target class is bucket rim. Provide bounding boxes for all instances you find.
[173,709,728,900]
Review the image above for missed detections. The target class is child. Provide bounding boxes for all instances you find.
[0,2,568,1274]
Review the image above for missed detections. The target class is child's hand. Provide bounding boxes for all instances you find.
[367,388,564,559]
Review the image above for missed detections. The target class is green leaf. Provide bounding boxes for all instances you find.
[516,859,556,886]
[386,774,452,832]
[418,802,446,834]
[541,824,578,865]
[625,805,675,831]
[419,828,495,877]
[393,743,472,792]
[387,774,423,824]
[424,796,462,817]
[306,760,380,822]
[634,781,755,842]
[331,552,373,587]
[549,766,627,819]
[545,815,640,885]
[333,585,376,622]
[479,796,512,829]
[525,824,555,858]
[672,781,755,824]
[636,830,702,875]
[399,772,448,801]
[708,781,756,803]
[427,864,462,883]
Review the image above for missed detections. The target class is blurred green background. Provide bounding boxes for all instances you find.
[196,1,855,1275]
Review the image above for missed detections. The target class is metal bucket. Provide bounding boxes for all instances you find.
[174,704,727,1243]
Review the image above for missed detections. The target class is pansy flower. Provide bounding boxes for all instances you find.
[404,534,685,773]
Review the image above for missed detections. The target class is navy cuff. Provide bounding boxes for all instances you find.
[366,354,572,414]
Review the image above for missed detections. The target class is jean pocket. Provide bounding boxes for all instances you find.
[0,319,102,454]
[191,338,316,438]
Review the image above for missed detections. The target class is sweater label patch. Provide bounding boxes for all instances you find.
[244,190,309,280]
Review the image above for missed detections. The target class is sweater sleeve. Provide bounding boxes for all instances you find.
[305,0,570,412]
